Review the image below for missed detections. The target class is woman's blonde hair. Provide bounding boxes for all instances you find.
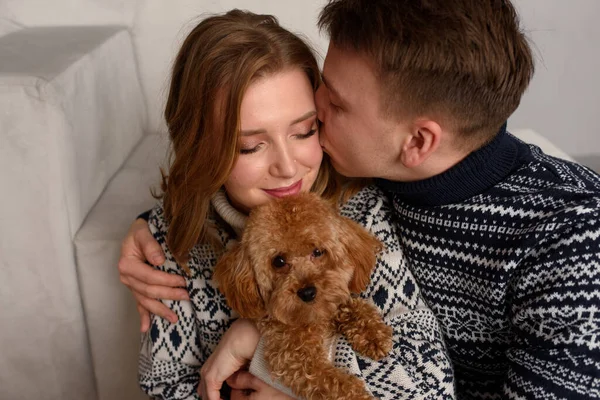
[158,10,343,266]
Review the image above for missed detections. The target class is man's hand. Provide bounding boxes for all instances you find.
[118,218,189,332]
[199,319,261,400]
[228,371,295,400]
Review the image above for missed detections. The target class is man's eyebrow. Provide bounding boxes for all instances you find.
[240,111,317,136]
[321,75,343,101]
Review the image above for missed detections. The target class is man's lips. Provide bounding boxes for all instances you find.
[263,180,302,198]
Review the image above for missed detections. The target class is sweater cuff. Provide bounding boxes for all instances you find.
[248,335,340,399]
[137,209,151,221]
[249,338,300,399]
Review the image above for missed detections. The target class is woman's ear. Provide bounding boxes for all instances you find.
[213,244,265,319]
[338,218,383,294]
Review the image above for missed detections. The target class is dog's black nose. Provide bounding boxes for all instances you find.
[297,286,317,302]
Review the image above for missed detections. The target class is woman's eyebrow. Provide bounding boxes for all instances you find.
[240,111,317,136]
[240,128,266,137]
[290,110,317,125]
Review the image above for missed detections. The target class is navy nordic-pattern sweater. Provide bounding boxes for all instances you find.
[377,125,600,399]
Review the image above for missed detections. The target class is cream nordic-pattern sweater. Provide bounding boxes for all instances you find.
[138,185,455,399]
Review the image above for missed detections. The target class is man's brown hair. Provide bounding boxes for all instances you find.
[319,0,535,140]
[161,10,340,267]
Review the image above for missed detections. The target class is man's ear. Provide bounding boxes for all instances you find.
[400,120,442,168]
[213,244,265,319]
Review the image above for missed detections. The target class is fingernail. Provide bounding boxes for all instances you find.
[181,291,190,300]
[151,253,164,265]
[169,315,178,324]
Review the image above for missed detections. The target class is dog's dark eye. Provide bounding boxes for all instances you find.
[272,255,287,268]
[312,248,324,258]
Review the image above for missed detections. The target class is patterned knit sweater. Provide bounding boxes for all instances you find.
[138,186,455,399]
[377,125,600,399]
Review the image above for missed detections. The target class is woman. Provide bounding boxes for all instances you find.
[131,9,454,400]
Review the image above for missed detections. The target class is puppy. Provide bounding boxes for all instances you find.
[214,193,393,400]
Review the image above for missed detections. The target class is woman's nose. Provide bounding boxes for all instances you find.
[269,147,297,178]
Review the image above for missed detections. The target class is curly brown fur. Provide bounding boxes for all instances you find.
[214,193,392,400]
[335,297,393,361]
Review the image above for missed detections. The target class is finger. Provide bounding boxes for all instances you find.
[134,292,178,323]
[119,220,163,267]
[120,260,187,289]
[227,371,264,391]
[119,255,185,288]
[201,380,223,400]
[128,275,189,300]
[230,389,250,400]
[132,220,166,265]
[138,305,151,332]
[198,380,207,400]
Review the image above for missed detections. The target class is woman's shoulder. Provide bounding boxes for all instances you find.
[339,185,395,229]
[147,202,228,277]
[146,202,180,274]
[340,185,402,253]
[148,201,167,235]
[148,201,231,243]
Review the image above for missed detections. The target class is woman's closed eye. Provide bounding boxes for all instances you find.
[239,143,263,155]
[240,127,316,154]
[295,128,317,140]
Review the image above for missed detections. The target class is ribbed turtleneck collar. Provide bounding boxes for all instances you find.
[210,189,247,237]
[376,124,532,206]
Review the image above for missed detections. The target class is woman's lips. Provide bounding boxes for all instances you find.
[263,180,302,198]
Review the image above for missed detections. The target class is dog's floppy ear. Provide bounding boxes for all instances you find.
[213,243,265,319]
[339,218,383,294]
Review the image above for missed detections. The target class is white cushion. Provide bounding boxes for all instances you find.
[74,133,169,400]
[0,0,136,27]
[0,26,147,236]
[511,128,575,162]
[0,17,22,37]
[0,26,145,400]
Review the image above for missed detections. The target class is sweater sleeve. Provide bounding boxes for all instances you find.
[504,206,600,399]
[333,188,455,399]
[138,205,205,400]
[139,297,202,400]
[249,339,300,399]
[137,209,152,221]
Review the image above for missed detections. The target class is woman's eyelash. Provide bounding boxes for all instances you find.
[297,128,317,139]
[240,145,260,155]
[240,129,316,154]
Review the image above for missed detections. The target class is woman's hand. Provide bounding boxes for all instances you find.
[199,319,261,400]
[117,218,189,332]
[228,371,295,400]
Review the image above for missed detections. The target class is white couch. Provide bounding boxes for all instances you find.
[0,2,575,400]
